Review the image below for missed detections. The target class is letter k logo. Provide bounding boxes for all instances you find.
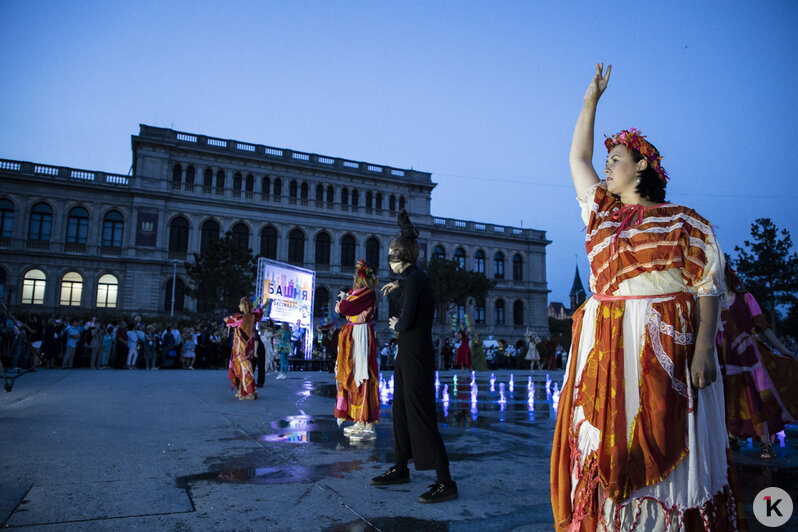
[764,496,783,517]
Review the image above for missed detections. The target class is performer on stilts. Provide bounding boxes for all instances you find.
[225,297,263,400]
[551,64,746,530]
[371,209,458,503]
[334,259,381,441]
[717,263,797,458]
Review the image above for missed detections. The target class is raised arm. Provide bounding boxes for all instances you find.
[570,63,611,199]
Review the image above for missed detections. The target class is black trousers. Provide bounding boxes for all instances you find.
[392,354,449,472]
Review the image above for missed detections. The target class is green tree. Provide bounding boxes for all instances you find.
[733,218,798,332]
[426,256,495,340]
[185,232,257,313]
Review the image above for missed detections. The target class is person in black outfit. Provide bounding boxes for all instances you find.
[370,209,457,503]
[253,324,266,387]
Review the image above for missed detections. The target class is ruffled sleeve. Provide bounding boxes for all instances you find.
[744,292,771,330]
[681,211,725,297]
[577,181,604,226]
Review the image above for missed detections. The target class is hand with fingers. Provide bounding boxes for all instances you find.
[381,281,399,296]
[690,341,717,389]
[584,62,612,104]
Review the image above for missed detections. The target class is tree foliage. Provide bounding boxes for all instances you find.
[185,232,257,313]
[426,256,495,336]
[732,218,798,331]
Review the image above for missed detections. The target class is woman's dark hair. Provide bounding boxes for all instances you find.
[724,262,744,293]
[389,209,420,264]
[628,145,666,203]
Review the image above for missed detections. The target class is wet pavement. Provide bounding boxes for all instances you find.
[0,368,795,531]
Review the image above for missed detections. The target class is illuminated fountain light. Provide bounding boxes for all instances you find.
[509,374,514,392]
[470,383,478,404]
[442,384,449,403]
[777,430,786,447]
[435,371,440,387]
[490,372,496,392]
[388,375,394,392]
[471,402,478,421]
[499,383,506,404]
[470,371,476,387]
[545,373,552,392]
[527,376,533,389]
[552,382,561,412]
[453,374,458,387]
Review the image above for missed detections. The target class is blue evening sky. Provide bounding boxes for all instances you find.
[1,1,796,305]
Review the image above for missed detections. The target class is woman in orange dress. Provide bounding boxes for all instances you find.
[551,64,744,531]
[334,260,380,440]
[225,297,263,400]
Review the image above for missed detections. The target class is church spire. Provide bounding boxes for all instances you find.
[570,264,586,310]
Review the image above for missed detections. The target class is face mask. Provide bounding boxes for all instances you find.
[388,251,405,263]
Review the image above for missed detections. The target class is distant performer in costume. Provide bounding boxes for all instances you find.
[371,209,458,503]
[551,64,744,530]
[225,297,263,400]
[455,329,471,370]
[470,332,488,371]
[717,263,797,458]
[334,259,381,441]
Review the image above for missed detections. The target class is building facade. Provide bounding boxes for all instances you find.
[0,125,551,340]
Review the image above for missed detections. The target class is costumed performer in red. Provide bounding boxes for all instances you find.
[455,329,471,370]
[717,263,797,458]
[551,63,746,531]
[225,297,263,400]
[334,259,381,441]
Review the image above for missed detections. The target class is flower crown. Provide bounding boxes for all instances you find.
[355,259,376,280]
[604,128,669,184]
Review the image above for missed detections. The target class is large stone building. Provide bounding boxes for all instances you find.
[0,125,551,339]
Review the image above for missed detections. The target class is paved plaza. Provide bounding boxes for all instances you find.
[1,368,796,531]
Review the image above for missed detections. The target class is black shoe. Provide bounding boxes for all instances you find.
[418,480,458,503]
[370,466,410,485]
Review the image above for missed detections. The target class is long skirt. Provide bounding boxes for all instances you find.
[334,323,380,423]
[551,293,744,531]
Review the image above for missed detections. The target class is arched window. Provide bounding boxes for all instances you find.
[366,237,380,269]
[494,252,505,279]
[399,196,405,211]
[513,254,523,281]
[59,271,83,306]
[262,176,271,195]
[245,174,254,192]
[233,172,243,192]
[341,234,356,268]
[200,220,220,252]
[102,211,124,247]
[232,222,249,251]
[314,287,330,318]
[315,184,324,204]
[260,226,277,259]
[513,300,524,326]
[172,163,182,184]
[326,185,334,204]
[366,191,373,212]
[495,299,505,325]
[454,247,466,269]
[22,269,46,304]
[96,273,118,308]
[164,278,185,312]
[375,193,383,211]
[168,217,189,253]
[288,229,305,264]
[203,168,213,191]
[289,180,298,201]
[432,245,445,259]
[474,250,486,274]
[273,178,282,198]
[216,170,226,191]
[185,166,195,186]
[315,232,331,266]
[28,202,52,241]
[341,187,349,206]
[389,195,396,213]
[300,182,309,202]
[475,298,486,324]
[0,198,14,238]
[66,207,89,244]
[351,189,359,207]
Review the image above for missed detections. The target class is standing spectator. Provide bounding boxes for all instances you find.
[114,321,128,369]
[61,319,82,368]
[88,322,102,369]
[276,322,292,379]
[139,325,155,370]
[126,325,140,369]
[380,342,391,370]
[181,327,196,369]
[42,317,60,369]
[101,325,115,368]
[470,333,488,371]
[525,330,541,370]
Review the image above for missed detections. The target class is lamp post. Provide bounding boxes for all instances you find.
[170,260,178,317]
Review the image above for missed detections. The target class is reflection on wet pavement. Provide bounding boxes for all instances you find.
[177,460,365,486]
